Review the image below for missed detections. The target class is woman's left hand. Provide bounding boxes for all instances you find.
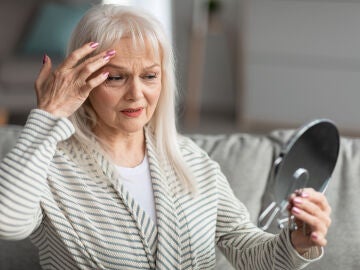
[287,188,331,255]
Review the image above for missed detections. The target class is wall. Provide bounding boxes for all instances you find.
[173,0,360,135]
[242,0,360,135]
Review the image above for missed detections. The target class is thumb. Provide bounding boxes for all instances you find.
[35,54,52,91]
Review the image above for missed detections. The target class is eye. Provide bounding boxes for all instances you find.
[107,75,125,81]
[104,74,127,87]
[142,73,158,80]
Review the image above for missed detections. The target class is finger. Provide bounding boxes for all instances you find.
[80,71,110,97]
[35,54,52,91]
[292,196,331,228]
[296,188,331,214]
[59,42,100,70]
[75,49,116,82]
[310,231,328,247]
[291,206,329,241]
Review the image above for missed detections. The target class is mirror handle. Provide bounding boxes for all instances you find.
[258,202,279,230]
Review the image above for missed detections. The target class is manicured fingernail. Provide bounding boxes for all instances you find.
[293,197,302,204]
[103,55,110,61]
[103,71,109,78]
[90,42,99,48]
[311,232,318,240]
[106,49,116,56]
[42,54,47,64]
[292,207,301,214]
[301,193,309,198]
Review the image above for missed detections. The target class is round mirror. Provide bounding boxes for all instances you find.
[258,119,340,230]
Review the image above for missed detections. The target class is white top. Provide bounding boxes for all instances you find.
[115,155,157,224]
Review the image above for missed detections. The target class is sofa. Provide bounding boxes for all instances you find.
[0,124,359,270]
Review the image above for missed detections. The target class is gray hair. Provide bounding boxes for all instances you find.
[67,4,195,191]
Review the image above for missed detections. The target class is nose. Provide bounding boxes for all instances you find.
[125,77,144,101]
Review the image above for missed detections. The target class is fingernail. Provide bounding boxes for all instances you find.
[106,49,116,56]
[292,207,301,214]
[42,54,47,64]
[90,42,99,48]
[311,232,318,240]
[301,193,309,198]
[293,197,302,204]
[103,55,110,61]
[102,71,109,78]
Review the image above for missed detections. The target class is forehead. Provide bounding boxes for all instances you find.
[110,37,160,62]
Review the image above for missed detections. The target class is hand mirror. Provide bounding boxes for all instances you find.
[258,119,340,231]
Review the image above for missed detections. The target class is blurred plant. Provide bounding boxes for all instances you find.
[207,0,222,15]
[206,0,222,33]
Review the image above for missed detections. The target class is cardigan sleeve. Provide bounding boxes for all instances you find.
[0,109,74,240]
[214,165,322,269]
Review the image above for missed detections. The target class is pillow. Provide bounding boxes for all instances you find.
[20,2,90,57]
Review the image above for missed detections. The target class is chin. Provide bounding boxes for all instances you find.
[117,123,145,134]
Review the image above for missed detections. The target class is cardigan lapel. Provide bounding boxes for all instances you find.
[145,128,183,269]
[80,130,188,269]
[84,142,158,269]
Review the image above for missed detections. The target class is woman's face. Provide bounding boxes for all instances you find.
[89,38,162,137]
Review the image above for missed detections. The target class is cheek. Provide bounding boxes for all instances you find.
[89,87,118,111]
[150,85,162,105]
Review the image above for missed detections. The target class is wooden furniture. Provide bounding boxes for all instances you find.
[0,109,8,125]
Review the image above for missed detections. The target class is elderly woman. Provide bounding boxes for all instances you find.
[0,4,331,270]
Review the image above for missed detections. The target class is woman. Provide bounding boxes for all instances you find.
[0,4,331,270]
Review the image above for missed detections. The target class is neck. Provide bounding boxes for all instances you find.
[93,126,146,168]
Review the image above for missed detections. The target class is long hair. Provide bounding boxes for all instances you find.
[67,4,195,191]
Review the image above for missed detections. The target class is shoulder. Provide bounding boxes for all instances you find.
[178,134,209,157]
[177,134,220,170]
[55,136,85,162]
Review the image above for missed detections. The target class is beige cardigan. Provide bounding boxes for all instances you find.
[0,109,320,269]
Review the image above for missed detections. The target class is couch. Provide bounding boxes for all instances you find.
[0,124,359,270]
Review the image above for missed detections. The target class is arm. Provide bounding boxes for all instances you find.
[215,168,322,269]
[0,42,116,240]
[0,109,74,240]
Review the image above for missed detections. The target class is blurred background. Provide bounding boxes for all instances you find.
[1,0,360,136]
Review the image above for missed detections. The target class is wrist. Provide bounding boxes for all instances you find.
[37,106,67,118]
[291,230,311,256]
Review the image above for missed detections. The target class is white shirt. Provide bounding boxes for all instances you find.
[115,155,157,224]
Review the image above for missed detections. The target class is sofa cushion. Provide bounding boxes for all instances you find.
[0,125,22,157]
[0,125,41,270]
[189,133,278,221]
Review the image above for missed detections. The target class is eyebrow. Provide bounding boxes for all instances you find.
[105,63,161,70]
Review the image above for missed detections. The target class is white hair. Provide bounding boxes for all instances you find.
[67,4,196,191]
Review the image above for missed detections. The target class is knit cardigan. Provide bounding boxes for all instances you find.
[0,109,320,269]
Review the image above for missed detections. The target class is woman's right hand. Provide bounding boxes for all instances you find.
[35,42,115,118]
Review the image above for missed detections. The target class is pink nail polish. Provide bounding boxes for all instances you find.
[106,49,116,56]
[301,193,309,198]
[293,197,302,204]
[90,42,99,48]
[292,207,301,214]
[311,232,318,240]
[103,71,109,78]
[42,54,47,64]
[103,55,110,61]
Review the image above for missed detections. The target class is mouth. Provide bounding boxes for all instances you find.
[122,108,141,112]
[120,107,144,117]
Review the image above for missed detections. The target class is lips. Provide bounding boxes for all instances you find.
[120,107,144,117]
